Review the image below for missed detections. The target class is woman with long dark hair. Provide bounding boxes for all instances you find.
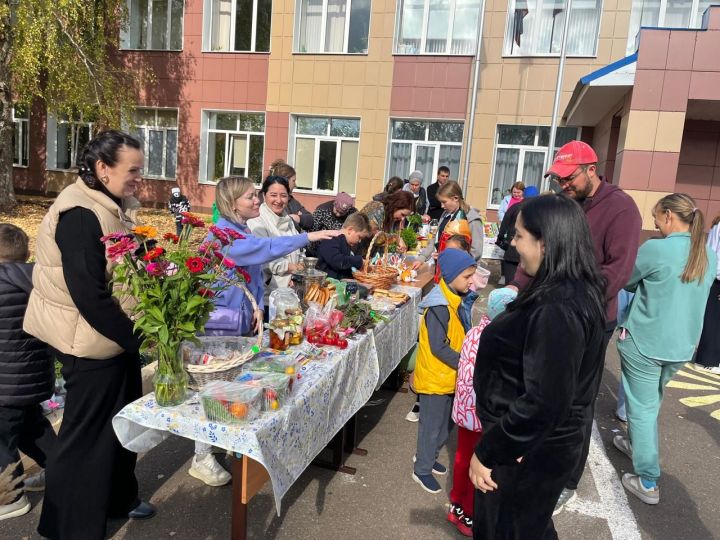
[469,194,607,539]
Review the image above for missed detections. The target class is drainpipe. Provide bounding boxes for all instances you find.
[461,0,488,195]
[543,0,574,190]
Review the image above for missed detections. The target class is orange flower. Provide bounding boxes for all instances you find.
[132,225,158,239]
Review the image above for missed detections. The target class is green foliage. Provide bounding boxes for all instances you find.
[400,227,418,251]
[406,214,423,233]
[7,0,147,127]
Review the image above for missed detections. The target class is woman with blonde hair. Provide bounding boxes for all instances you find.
[613,193,715,505]
[695,213,720,373]
[190,176,339,487]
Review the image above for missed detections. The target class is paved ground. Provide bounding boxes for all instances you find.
[6,334,719,539]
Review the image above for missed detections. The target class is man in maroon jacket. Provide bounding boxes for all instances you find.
[510,140,642,514]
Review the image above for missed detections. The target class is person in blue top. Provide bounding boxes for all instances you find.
[190,176,339,487]
[613,193,716,506]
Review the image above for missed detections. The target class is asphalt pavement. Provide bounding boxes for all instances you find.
[6,335,719,539]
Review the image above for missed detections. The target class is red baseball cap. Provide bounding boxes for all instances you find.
[544,140,598,178]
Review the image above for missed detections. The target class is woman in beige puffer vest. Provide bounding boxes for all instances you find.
[25,130,156,540]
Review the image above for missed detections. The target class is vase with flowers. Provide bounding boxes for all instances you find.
[102,212,249,406]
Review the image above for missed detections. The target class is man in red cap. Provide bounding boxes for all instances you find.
[510,140,642,514]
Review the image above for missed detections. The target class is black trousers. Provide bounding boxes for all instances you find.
[0,402,56,497]
[473,422,584,539]
[38,351,142,540]
[695,279,720,368]
[566,325,615,490]
[500,261,519,284]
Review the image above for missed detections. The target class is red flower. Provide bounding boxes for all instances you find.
[198,287,215,298]
[236,267,251,283]
[209,225,230,246]
[225,228,246,240]
[185,257,205,273]
[199,240,221,255]
[106,237,139,263]
[221,257,236,269]
[163,232,180,244]
[180,212,206,228]
[142,247,165,261]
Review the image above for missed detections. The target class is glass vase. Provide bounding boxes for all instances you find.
[152,345,188,407]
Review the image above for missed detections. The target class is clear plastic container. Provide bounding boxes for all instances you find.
[269,288,301,321]
[200,381,263,424]
[239,371,293,412]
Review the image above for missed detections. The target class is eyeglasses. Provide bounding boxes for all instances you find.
[553,167,586,186]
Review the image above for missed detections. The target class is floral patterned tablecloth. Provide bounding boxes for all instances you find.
[112,287,421,514]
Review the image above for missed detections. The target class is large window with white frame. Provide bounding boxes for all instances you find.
[129,108,178,179]
[387,120,464,187]
[395,0,482,55]
[489,125,579,206]
[46,114,94,171]
[201,111,265,183]
[503,0,602,57]
[121,0,184,50]
[295,0,371,53]
[203,0,272,52]
[627,0,712,53]
[12,107,29,167]
[291,116,360,194]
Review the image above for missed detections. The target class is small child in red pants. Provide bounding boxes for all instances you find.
[448,287,517,536]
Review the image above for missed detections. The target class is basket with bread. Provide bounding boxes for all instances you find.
[353,232,400,290]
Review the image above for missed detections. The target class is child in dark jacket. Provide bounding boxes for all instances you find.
[0,224,56,521]
[316,213,371,280]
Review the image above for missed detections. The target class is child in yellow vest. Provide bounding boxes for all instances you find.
[412,248,477,494]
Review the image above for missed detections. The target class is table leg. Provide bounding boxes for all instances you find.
[231,456,248,540]
[344,414,368,456]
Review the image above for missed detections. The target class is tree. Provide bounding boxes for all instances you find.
[0,0,148,211]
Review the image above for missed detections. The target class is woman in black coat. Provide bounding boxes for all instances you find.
[470,195,606,539]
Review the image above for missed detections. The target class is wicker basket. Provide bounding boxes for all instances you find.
[353,232,399,289]
[184,281,263,390]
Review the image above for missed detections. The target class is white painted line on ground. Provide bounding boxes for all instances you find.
[565,421,641,540]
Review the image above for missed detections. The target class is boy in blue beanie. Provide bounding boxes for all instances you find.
[412,248,477,494]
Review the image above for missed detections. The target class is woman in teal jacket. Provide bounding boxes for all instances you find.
[614,193,716,505]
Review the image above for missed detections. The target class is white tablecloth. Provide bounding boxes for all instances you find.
[112,287,422,514]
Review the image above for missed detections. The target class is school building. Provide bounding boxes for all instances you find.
[10,0,720,229]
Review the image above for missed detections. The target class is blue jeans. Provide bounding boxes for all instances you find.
[618,334,683,482]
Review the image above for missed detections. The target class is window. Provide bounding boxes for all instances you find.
[12,107,29,167]
[627,0,712,53]
[504,0,602,57]
[295,0,371,53]
[387,120,464,187]
[46,115,94,170]
[395,0,482,55]
[489,125,579,206]
[122,0,184,50]
[204,0,272,52]
[291,116,360,193]
[129,108,178,179]
[202,111,265,183]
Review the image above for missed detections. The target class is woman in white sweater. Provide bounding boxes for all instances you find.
[247,175,304,305]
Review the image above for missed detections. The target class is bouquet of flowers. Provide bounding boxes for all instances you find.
[102,212,250,406]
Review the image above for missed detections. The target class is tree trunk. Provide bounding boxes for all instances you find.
[0,1,16,212]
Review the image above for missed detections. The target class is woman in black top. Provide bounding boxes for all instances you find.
[469,195,606,539]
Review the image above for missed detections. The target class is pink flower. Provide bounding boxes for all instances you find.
[106,237,139,262]
[236,267,251,283]
[224,228,245,240]
[209,225,230,246]
[101,232,131,244]
[146,261,169,276]
[221,257,236,269]
[198,240,221,255]
[180,212,205,227]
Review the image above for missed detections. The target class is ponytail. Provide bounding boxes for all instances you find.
[655,193,708,283]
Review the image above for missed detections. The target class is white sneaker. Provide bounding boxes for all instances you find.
[0,494,31,521]
[23,470,45,492]
[498,276,506,286]
[188,454,231,487]
[622,473,659,505]
[405,410,420,422]
[701,365,720,374]
[613,435,633,459]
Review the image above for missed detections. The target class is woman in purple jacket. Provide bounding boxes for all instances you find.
[190,176,339,486]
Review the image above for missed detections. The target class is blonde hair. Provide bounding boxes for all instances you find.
[269,158,296,180]
[437,180,470,213]
[215,176,256,222]
[654,193,708,283]
[511,181,526,192]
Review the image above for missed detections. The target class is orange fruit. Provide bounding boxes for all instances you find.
[285,366,295,375]
[229,402,248,418]
[270,400,280,410]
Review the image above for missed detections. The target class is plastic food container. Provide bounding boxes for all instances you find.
[239,371,293,412]
[242,356,298,379]
[200,381,263,424]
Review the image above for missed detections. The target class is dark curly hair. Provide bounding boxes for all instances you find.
[382,190,414,231]
[77,130,142,190]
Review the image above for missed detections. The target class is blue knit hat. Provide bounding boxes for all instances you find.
[438,248,477,284]
[487,287,517,320]
[524,185,539,198]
